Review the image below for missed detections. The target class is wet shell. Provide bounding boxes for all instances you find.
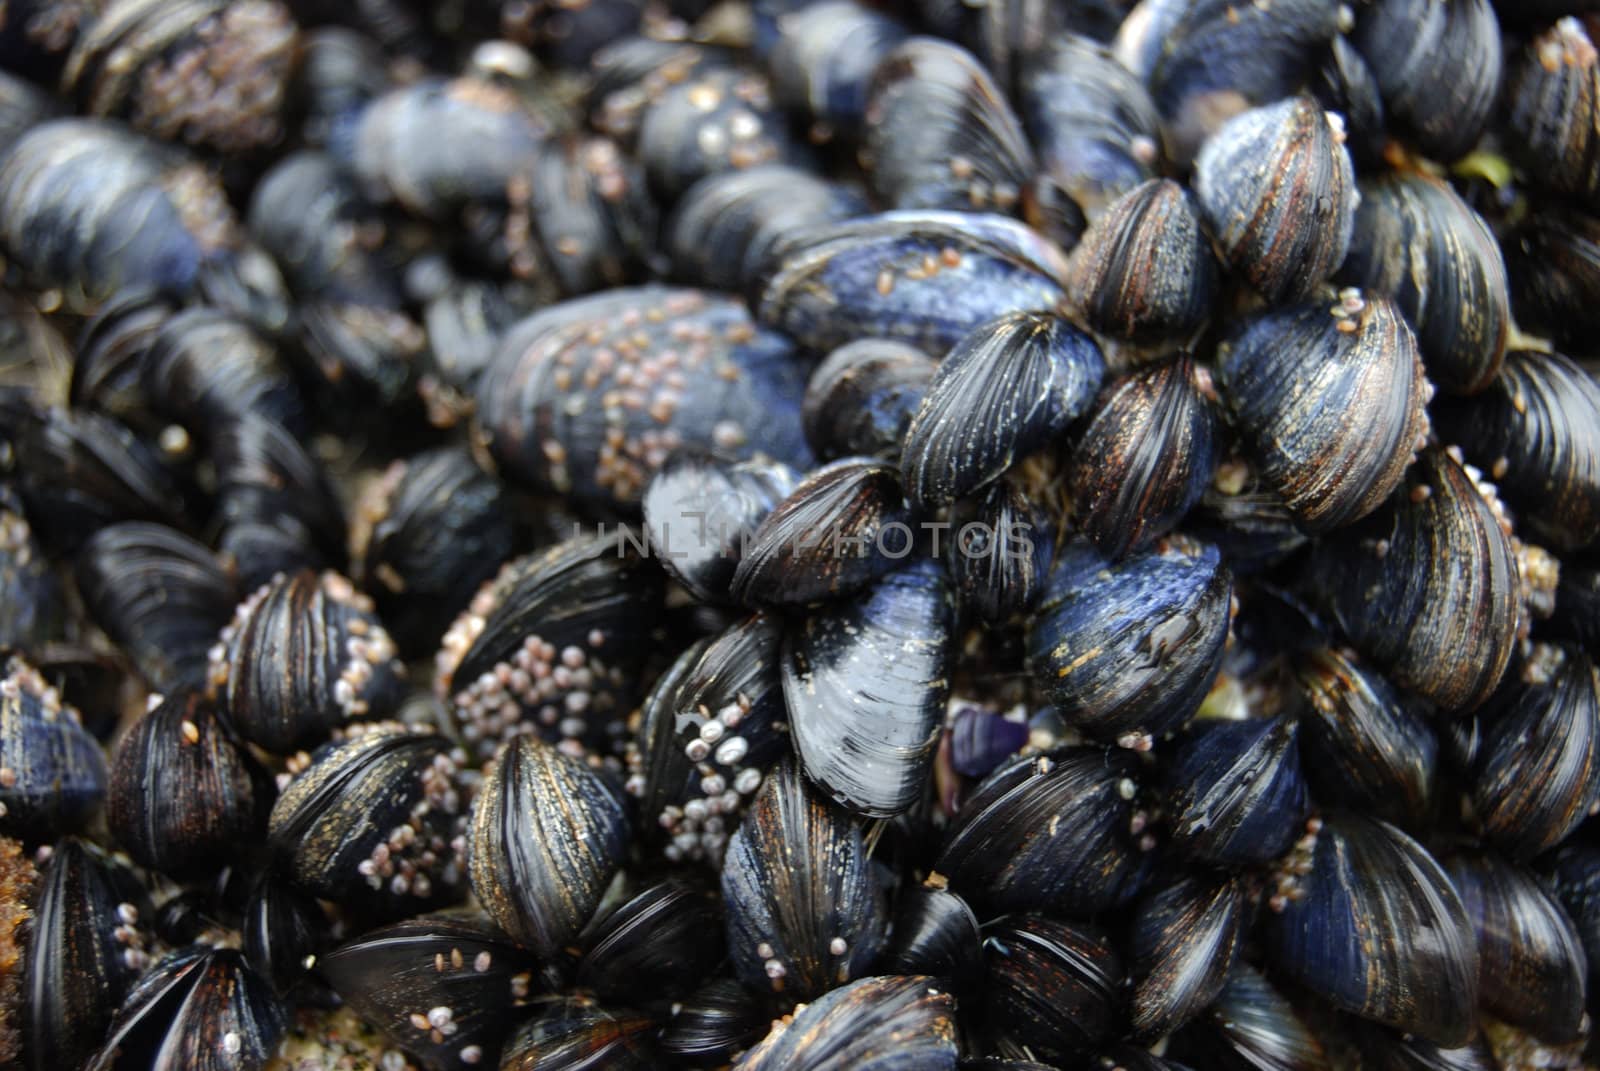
[210,570,406,754]
[1312,36,1387,169]
[934,748,1154,915]
[755,211,1070,357]
[500,998,659,1070]
[981,913,1124,1059]
[106,694,270,879]
[1193,96,1357,304]
[0,497,62,651]
[241,874,324,999]
[0,657,107,842]
[1165,715,1309,866]
[880,879,983,990]
[1350,1022,1501,1071]
[659,978,770,1067]
[1069,355,1220,559]
[1506,203,1600,358]
[1170,963,1332,1071]
[1505,18,1600,204]
[142,306,307,436]
[901,311,1104,509]
[518,134,657,296]
[1129,875,1246,1040]
[733,974,958,1071]
[1263,812,1479,1046]
[643,455,799,605]
[1026,536,1232,747]
[719,756,887,999]
[784,558,953,818]
[1308,446,1520,712]
[1216,293,1429,533]
[768,0,909,135]
[802,339,935,465]
[468,733,631,962]
[575,879,725,1007]
[1335,173,1510,396]
[946,479,1053,624]
[637,66,808,201]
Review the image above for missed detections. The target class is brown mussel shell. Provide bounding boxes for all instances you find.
[733,974,958,1070]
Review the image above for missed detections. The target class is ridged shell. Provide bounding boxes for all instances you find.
[947,479,1053,623]
[1505,18,1600,204]
[981,913,1124,1059]
[576,879,724,1006]
[1506,204,1600,358]
[733,975,958,1071]
[1129,875,1245,1040]
[0,657,106,842]
[1165,716,1308,866]
[802,339,935,465]
[643,455,799,605]
[500,998,659,1070]
[1170,963,1331,1071]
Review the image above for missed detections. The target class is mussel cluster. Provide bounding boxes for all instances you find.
[2,0,1600,1069]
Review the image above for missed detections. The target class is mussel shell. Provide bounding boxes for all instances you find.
[1169,962,1332,1071]
[660,978,770,1067]
[1129,875,1245,1040]
[643,455,799,605]
[1444,851,1588,1043]
[89,945,286,1071]
[733,974,959,1070]
[69,289,180,432]
[1350,1021,1501,1071]
[242,874,326,999]
[1312,36,1386,169]
[107,694,271,879]
[1026,536,1232,746]
[1506,203,1600,359]
[637,66,808,201]
[437,530,665,761]
[0,657,107,842]
[468,733,631,962]
[755,211,1069,357]
[1308,446,1520,712]
[500,997,658,1070]
[862,36,1035,213]
[1070,355,1220,558]
[318,914,540,1071]
[1294,646,1438,829]
[880,880,983,990]
[719,756,887,999]
[1335,173,1509,396]
[784,558,953,818]
[521,134,656,297]
[947,479,1053,623]
[1193,96,1356,304]
[946,706,1030,779]
[0,499,63,651]
[731,458,914,607]
[1165,716,1308,866]
[1505,17,1600,204]
[293,27,388,147]
[575,879,724,1006]
[1351,0,1502,162]
[1549,557,1600,654]
[802,339,935,465]
[901,311,1104,510]
[935,747,1154,915]
[981,913,1124,1059]
[630,612,788,865]
[269,726,469,916]
[1543,840,1600,1006]
[77,522,238,695]
[768,0,909,134]
[142,306,307,436]
[1066,179,1217,346]
[24,837,153,1071]
[1465,644,1600,861]
[1263,812,1479,1045]
[1433,350,1600,550]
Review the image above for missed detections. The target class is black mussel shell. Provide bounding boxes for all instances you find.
[211,569,406,754]
[469,733,630,962]
[1434,350,1600,550]
[731,457,914,607]
[1169,962,1332,1071]
[520,134,656,297]
[0,656,106,842]
[65,290,178,433]
[784,558,953,818]
[901,311,1103,510]
[1506,203,1600,359]
[1543,840,1600,1007]
[1464,644,1600,861]
[660,977,770,1068]
[1336,173,1510,396]
[755,211,1069,357]
[1020,32,1161,236]
[1193,96,1356,304]
[269,725,470,917]
[913,0,1062,99]
[1094,1048,1197,1071]
[803,339,935,465]
[422,274,538,398]
[1027,536,1231,747]
[629,612,788,865]
[1216,292,1428,533]
[1188,480,1309,576]
[1506,18,1600,205]
[643,455,799,605]
[768,0,909,135]
[1129,875,1245,1040]
[734,974,959,1070]
[1263,812,1479,1045]
[1550,557,1600,654]
[293,27,386,148]
[862,36,1035,213]
[353,446,520,656]
[0,491,64,651]
[319,914,541,1071]
[90,945,286,1071]
[1066,179,1217,346]
[947,479,1053,623]
[575,879,724,1006]
[720,756,887,999]
[1166,716,1309,866]
[77,522,239,696]
[881,879,983,991]
[636,66,807,201]
[1352,0,1502,162]
[1070,355,1220,559]
[1313,36,1386,168]
[242,873,326,1000]
[1308,447,1520,712]
[500,996,659,1070]
[24,837,154,1071]
[1294,646,1438,829]
[1444,851,1588,1043]
[107,693,270,879]
[981,913,1124,1059]
[141,306,307,437]
[475,287,811,511]
[1350,1020,1501,1071]
[935,748,1154,915]
[437,530,665,762]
